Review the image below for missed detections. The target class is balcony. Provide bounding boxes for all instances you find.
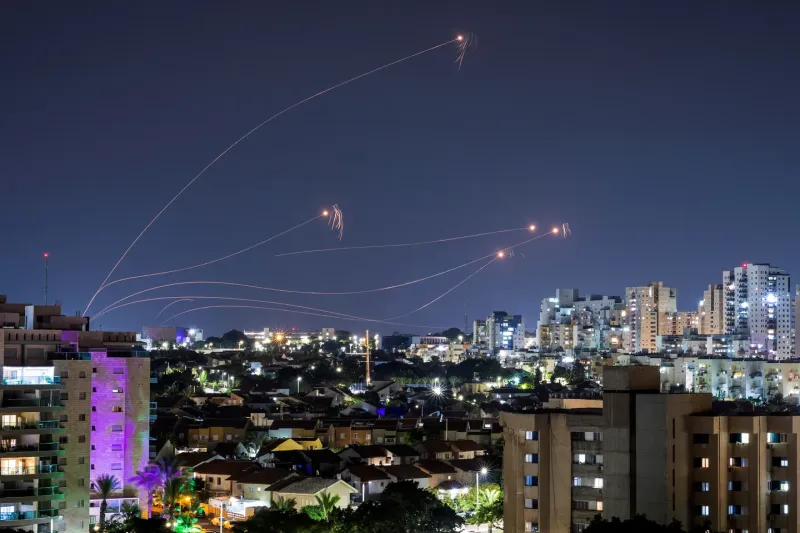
[0,442,64,457]
[0,487,65,501]
[0,399,62,411]
[0,420,63,434]
[1,376,60,386]
[0,510,60,524]
[0,464,63,477]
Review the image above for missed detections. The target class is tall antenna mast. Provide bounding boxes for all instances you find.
[44,253,49,305]
[365,329,371,385]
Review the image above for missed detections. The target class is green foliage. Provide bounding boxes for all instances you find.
[271,496,297,512]
[92,474,121,533]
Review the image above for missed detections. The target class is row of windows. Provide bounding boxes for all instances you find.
[696,504,789,517]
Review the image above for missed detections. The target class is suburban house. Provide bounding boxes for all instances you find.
[370,419,399,444]
[342,464,391,501]
[448,439,485,459]
[370,381,400,403]
[338,445,391,466]
[415,459,459,489]
[192,460,258,497]
[188,418,249,448]
[305,386,354,407]
[175,451,223,470]
[229,467,296,502]
[379,465,431,489]
[380,444,420,464]
[448,459,488,486]
[413,440,454,460]
[267,478,357,509]
[325,420,373,448]
[208,441,248,459]
[267,419,318,439]
[256,437,323,463]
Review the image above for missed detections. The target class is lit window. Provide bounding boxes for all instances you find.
[596,501,603,512]
[701,506,710,516]
[784,505,789,515]
[525,454,538,464]
[594,478,603,489]
[525,431,539,441]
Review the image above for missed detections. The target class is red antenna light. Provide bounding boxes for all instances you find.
[44,253,49,258]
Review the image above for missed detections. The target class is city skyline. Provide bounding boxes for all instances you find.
[3,2,800,336]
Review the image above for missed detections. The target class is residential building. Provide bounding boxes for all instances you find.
[663,311,700,335]
[192,460,255,497]
[502,366,711,533]
[723,263,793,358]
[0,296,150,533]
[342,465,390,501]
[266,420,317,440]
[473,319,488,345]
[267,478,356,509]
[698,284,725,335]
[379,465,431,489]
[338,445,392,466]
[140,326,203,349]
[416,459,459,489]
[536,290,624,352]
[187,418,249,448]
[624,281,677,353]
[486,311,525,352]
[229,468,294,503]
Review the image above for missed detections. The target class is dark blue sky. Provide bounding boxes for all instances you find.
[2,1,799,336]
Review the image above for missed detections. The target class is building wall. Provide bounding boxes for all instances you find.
[699,284,725,335]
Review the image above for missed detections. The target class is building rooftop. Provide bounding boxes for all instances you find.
[381,445,419,457]
[342,445,389,459]
[380,464,430,480]
[193,460,255,476]
[415,459,457,475]
[346,464,391,482]
[229,467,294,485]
[269,477,349,495]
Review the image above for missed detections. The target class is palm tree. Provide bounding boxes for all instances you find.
[162,476,185,520]
[270,496,297,512]
[92,474,121,533]
[130,466,159,518]
[313,492,340,521]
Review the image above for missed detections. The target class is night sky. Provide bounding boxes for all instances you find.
[3,2,799,336]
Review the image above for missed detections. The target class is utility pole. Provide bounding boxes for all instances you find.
[44,253,49,305]
[365,329,371,385]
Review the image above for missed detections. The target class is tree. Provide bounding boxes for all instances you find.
[311,492,340,521]
[470,489,503,533]
[271,496,297,512]
[92,474,121,533]
[584,514,691,533]
[130,466,159,518]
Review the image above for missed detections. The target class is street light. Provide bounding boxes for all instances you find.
[476,467,488,507]
[297,376,302,394]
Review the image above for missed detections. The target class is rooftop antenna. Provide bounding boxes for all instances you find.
[43,253,49,305]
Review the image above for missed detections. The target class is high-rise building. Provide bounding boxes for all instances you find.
[0,295,150,533]
[486,311,525,352]
[663,311,700,335]
[698,284,725,335]
[536,290,623,352]
[473,319,488,345]
[723,263,793,359]
[502,365,800,533]
[623,282,676,353]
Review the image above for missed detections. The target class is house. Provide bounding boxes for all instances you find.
[192,460,258,497]
[257,437,323,459]
[267,419,318,439]
[395,418,419,445]
[342,464,391,501]
[268,477,357,509]
[448,440,485,459]
[325,421,373,448]
[338,445,391,466]
[175,451,223,470]
[370,381,400,403]
[379,464,431,489]
[305,386,354,407]
[229,467,296,502]
[413,440,454,461]
[415,459,458,489]
[188,418,249,448]
[300,449,346,477]
[209,441,248,459]
[448,459,492,486]
[380,445,420,465]
[371,419,400,444]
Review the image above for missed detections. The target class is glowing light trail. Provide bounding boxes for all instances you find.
[386,256,499,320]
[83,36,463,316]
[153,299,195,322]
[93,212,327,298]
[275,225,532,257]
[90,230,557,319]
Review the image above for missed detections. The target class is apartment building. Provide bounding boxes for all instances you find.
[0,297,149,533]
[536,290,624,352]
[699,284,725,335]
[503,365,800,533]
[723,263,793,359]
[624,282,677,353]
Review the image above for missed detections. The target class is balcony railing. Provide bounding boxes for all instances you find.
[1,399,62,408]
[0,487,63,498]
[1,377,60,386]
[0,420,61,430]
[0,464,61,475]
[0,442,61,454]
[0,510,59,521]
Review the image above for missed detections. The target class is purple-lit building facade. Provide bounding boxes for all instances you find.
[0,296,150,533]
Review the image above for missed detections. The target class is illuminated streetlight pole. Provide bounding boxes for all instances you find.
[297,376,302,394]
[476,467,488,507]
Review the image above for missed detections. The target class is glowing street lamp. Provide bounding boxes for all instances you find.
[297,376,302,394]
[476,467,488,506]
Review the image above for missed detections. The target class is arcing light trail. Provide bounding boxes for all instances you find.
[387,256,499,320]
[89,229,558,320]
[274,225,534,257]
[89,211,329,299]
[98,296,444,330]
[83,36,465,317]
[153,299,195,321]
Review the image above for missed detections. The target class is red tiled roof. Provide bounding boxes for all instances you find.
[346,464,391,482]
